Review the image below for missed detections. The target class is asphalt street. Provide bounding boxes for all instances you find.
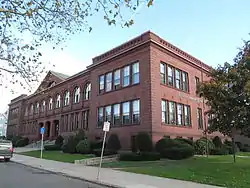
[0,161,107,188]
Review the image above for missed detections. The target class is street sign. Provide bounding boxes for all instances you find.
[40,127,45,135]
[103,121,110,132]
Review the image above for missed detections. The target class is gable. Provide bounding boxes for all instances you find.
[34,71,69,94]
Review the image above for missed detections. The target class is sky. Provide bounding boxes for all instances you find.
[1,0,250,113]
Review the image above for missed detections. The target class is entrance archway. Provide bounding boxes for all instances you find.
[45,121,51,138]
[53,120,59,137]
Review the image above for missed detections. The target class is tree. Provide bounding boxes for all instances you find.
[0,0,154,91]
[107,133,121,152]
[197,40,250,162]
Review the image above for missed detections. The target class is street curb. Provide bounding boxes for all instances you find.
[12,160,123,188]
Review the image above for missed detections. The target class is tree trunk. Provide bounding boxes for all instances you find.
[232,136,236,163]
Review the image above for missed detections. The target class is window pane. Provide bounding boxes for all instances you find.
[132,63,139,85]
[177,104,183,125]
[169,101,176,124]
[161,100,167,123]
[160,63,165,74]
[105,105,112,122]
[114,70,120,88]
[197,108,203,129]
[105,72,112,92]
[175,69,181,89]
[98,107,104,127]
[122,102,130,124]
[132,100,140,124]
[123,66,130,87]
[168,66,174,86]
[184,105,191,126]
[182,72,189,92]
[113,104,120,125]
[99,75,105,91]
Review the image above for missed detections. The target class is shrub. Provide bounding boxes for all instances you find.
[136,132,153,152]
[76,139,91,154]
[15,137,29,147]
[174,138,194,146]
[93,149,117,157]
[12,136,22,147]
[44,144,61,151]
[242,146,250,152]
[62,136,78,153]
[75,129,87,142]
[55,135,64,147]
[107,134,121,152]
[90,141,106,151]
[235,142,243,151]
[210,147,229,155]
[224,139,232,146]
[155,138,168,153]
[161,144,195,160]
[119,152,160,161]
[212,136,223,148]
[194,138,215,155]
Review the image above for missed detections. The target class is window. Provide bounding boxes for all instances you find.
[64,91,70,106]
[113,104,120,126]
[99,75,105,93]
[56,94,61,108]
[184,105,191,126]
[177,103,183,125]
[160,63,166,84]
[25,107,28,116]
[84,83,91,100]
[75,112,79,129]
[41,100,46,112]
[122,102,130,124]
[114,69,121,89]
[132,100,140,124]
[105,105,112,122]
[132,62,139,84]
[105,72,112,92]
[161,100,168,123]
[49,98,53,110]
[123,66,130,87]
[35,102,39,114]
[197,108,203,129]
[195,77,200,96]
[74,87,80,103]
[168,66,174,86]
[182,72,189,92]
[169,101,176,124]
[175,69,181,89]
[97,107,104,128]
[82,110,89,130]
[30,104,33,115]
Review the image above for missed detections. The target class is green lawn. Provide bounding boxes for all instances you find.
[101,155,250,188]
[19,150,94,163]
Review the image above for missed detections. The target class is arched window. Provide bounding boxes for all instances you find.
[49,97,53,110]
[35,102,39,113]
[30,104,33,115]
[84,83,91,100]
[64,91,70,106]
[41,100,46,112]
[56,94,61,108]
[74,86,80,103]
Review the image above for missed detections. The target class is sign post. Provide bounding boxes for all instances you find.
[40,127,45,159]
[96,121,110,181]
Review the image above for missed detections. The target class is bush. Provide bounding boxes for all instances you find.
[155,138,169,153]
[212,136,223,148]
[55,135,64,147]
[62,136,78,153]
[194,138,215,155]
[107,134,121,152]
[174,138,194,146]
[93,149,117,157]
[76,139,91,154]
[235,142,243,151]
[90,141,106,151]
[224,139,232,146]
[161,144,195,160]
[15,137,29,147]
[210,147,229,155]
[136,132,153,152]
[75,129,87,142]
[44,144,61,151]
[242,146,250,152]
[119,152,160,161]
[12,136,22,147]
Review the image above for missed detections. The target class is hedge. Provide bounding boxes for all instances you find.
[210,147,229,155]
[161,144,195,160]
[119,152,161,161]
[93,149,117,157]
[76,139,91,154]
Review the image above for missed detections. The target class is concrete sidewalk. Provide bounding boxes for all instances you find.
[12,154,223,188]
